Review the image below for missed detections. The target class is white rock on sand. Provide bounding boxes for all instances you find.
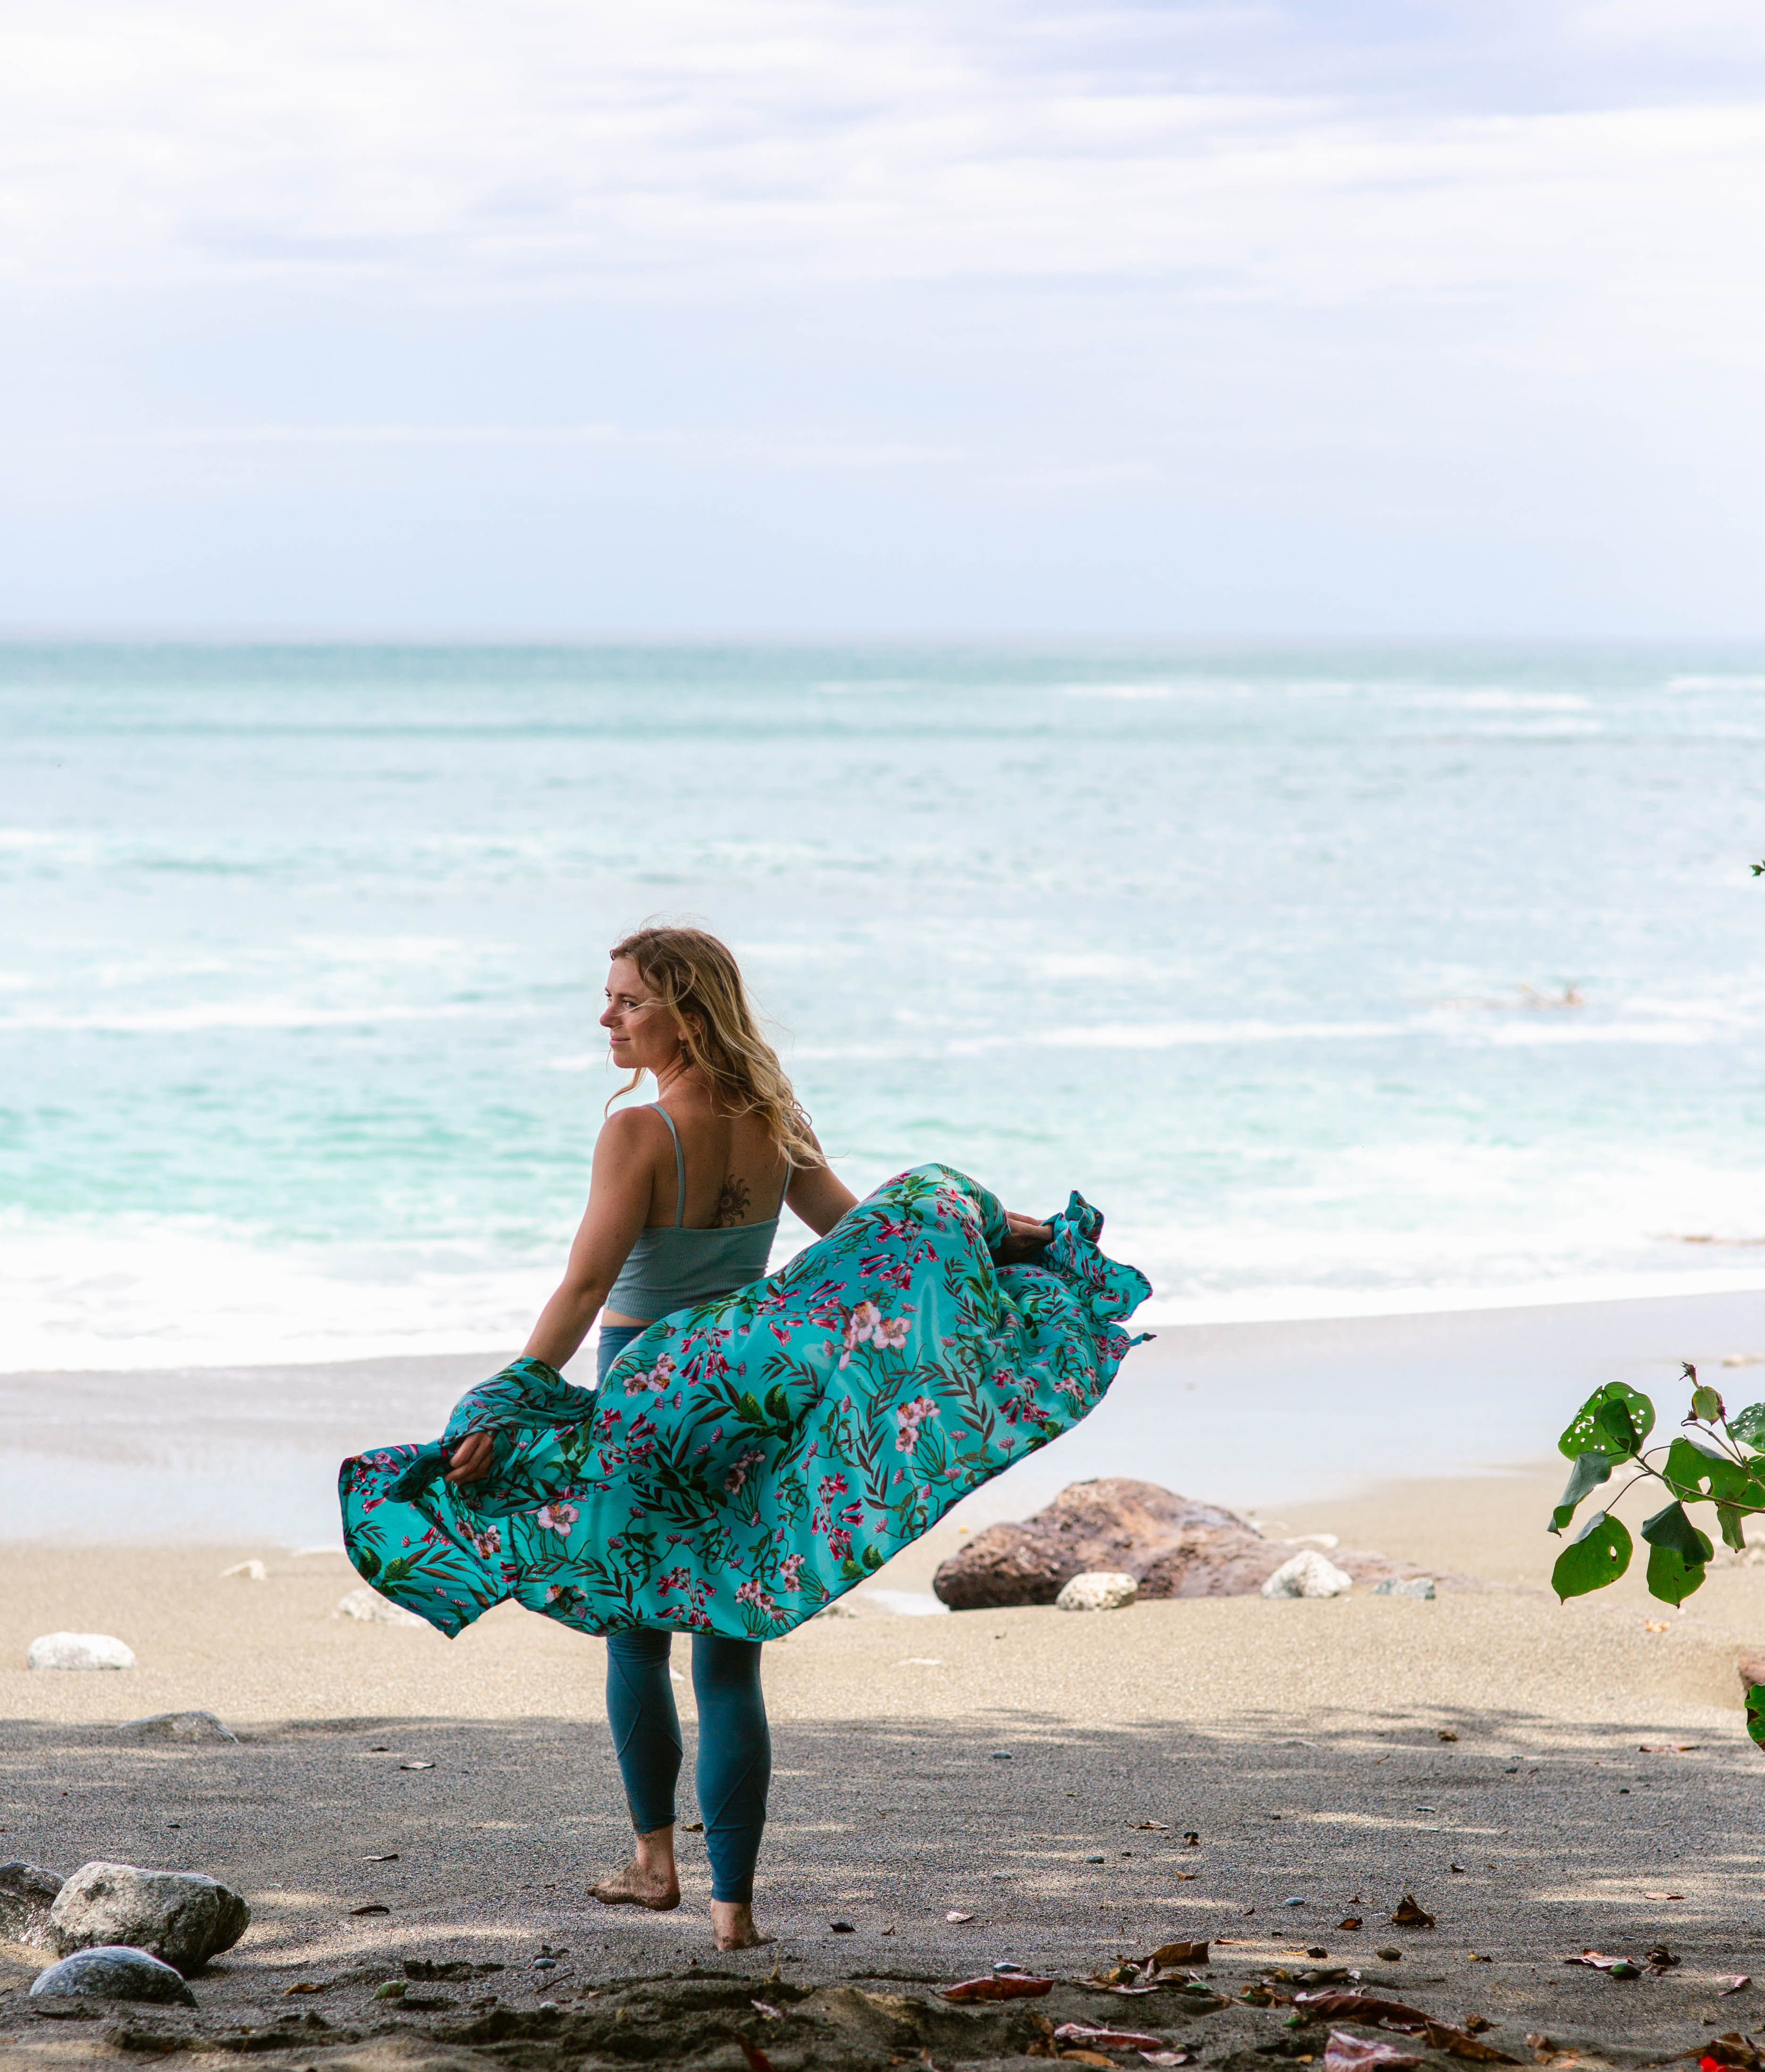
[219,1559,267,1581]
[1055,1570,1138,1612]
[1260,1549,1355,1599]
[26,1632,136,1671]
[333,1585,428,1628]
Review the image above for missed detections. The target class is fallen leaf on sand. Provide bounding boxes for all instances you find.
[1059,2053,1115,2067]
[399,1760,434,1771]
[349,1904,390,1916]
[1182,1831,1200,1846]
[1563,1950,1640,1978]
[1391,1895,1436,1929]
[1323,2036,1422,2072]
[751,2000,783,2018]
[1642,1891,1686,1901]
[1296,1989,1435,2027]
[1467,1952,1492,1963]
[1143,1940,1209,1967]
[363,1853,399,1862]
[682,1821,705,1832]
[1720,1976,1752,1996]
[1132,1820,1170,1830]
[1437,1730,1459,1742]
[1644,1944,1679,1970]
[1055,2023,1166,2049]
[1339,1917,1365,1931]
[1696,2034,1764,2070]
[945,1910,974,1923]
[1171,1871,1199,1880]
[939,1974,1053,2002]
[1463,2016,1492,2033]
[739,2043,776,2072]
[1638,1743,1697,1753]
[1139,2055,1195,2067]
[283,1982,325,1995]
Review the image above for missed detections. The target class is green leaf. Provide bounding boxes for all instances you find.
[1645,1541,1707,1606]
[1641,1501,1712,1605]
[1730,1402,1765,1450]
[838,1558,866,1581]
[1559,1383,1654,1461]
[1691,1384,1727,1424]
[1663,1434,1755,1504]
[353,1546,381,1580]
[861,1542,885,1572]
[1718,1503,1749,1553]
[1746,1685,1765,1752]
[736,1391,767,1427]
[1551,1511,1633,1601]
[1550,1450,1613,1534]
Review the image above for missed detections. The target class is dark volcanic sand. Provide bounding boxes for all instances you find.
[4,1709,1764,2069]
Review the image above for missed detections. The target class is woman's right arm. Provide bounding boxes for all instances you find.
[785,1135,859,1236]
[444,1110,655,1486]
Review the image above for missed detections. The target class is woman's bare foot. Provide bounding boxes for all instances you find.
[710,1899,774,1950]
[591,1825,680,1911]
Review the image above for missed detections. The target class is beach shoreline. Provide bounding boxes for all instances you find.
[8,1282,1765,1546]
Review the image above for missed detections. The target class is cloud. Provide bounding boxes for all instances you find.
[0,0,1761,333]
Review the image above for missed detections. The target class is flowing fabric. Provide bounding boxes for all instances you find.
[337,1164,1150,1642]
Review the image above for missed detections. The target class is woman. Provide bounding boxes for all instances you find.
[442,925,1053,1952]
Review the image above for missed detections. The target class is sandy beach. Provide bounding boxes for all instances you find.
[8,1427,1765,2067]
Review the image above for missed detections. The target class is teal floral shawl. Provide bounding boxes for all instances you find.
[338,1164,1149,1641]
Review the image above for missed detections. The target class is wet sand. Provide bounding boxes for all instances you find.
[7,1467,1765,2066]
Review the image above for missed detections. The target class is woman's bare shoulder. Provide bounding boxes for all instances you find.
[594,1104,668,1165]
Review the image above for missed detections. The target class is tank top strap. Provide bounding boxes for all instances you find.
[776,1153,791,1217]
[650,1103,687,1228]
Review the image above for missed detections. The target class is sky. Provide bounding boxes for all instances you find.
[2,0,1763,636]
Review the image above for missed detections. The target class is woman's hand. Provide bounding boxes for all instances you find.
[998,1209,1053,1264]
[444,1430,496,1487]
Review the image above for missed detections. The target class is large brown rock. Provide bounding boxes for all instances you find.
[932,1478,1453,1609]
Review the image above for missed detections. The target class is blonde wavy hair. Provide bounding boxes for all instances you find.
[606,925,821,1165]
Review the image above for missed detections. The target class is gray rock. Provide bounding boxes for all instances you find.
[25,1632,136,1671]
[29,1945,197,2007]
[333,1585,427,1627]
[1372,1575,1437,1600]
[0,1862,64,1949]
[1261,1549,1355,1599]
[117,1711,238,1745]
[1054,1570,1138,1612]
[50,1862,250,1974]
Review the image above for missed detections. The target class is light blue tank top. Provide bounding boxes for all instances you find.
[603,1105,787,1323]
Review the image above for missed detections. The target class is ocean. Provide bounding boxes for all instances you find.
[6,640,1765,1379]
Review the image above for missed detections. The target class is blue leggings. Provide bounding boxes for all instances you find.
[599,1325,771,1905]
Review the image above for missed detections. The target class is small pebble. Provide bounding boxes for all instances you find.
[1377,1946,1403,1960]
[990,1751,1012,1761]
[532,1958,557,1970]
[1284,1896,1305,1907]
[1084,1853,1106,1864]
[830,1921,856,1933]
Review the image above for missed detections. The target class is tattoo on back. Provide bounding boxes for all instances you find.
[714,1174,752,1228]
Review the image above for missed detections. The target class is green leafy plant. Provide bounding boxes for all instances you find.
[1554,1363,1765,1747]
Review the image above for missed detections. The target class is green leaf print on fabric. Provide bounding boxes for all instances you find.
[337,1164,1150,1643]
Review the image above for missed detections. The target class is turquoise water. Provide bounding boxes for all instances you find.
[6,641,1765,1373]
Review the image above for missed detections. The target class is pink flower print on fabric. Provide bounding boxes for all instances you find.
[534,1499,579,1535]
[894,1394,938,1451]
